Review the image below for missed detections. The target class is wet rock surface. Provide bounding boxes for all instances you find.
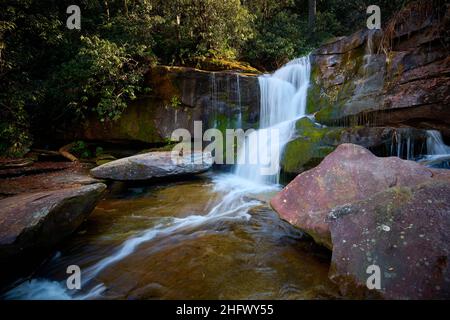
[0,162,101,197]
[90,151,213,181]
[272,143,450,298]
[0,183,106,286]
[328,180,450,299]
[280,117,429,176]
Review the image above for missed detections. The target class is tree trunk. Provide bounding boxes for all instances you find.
[308,0,316,31]
[124,0,129,17]
[103,0,110,21]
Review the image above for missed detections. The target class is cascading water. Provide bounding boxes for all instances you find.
[210,72,218,128]
[236,74,242,129]
[235,56,311,184]
[418,130,450,168]
[389,131,416,160]
[426,130,450,155]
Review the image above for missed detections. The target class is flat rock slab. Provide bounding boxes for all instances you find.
[328,180,450,299]
[0,183,106,264]
[0,162,102,196]
[0,161,74,178]
[90,151,213,181]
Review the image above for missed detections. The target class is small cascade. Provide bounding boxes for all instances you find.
[210,72,218,128]
[389,131,416,160]
[419,130,450,168]
[235,56,311,184]
[236,74,242,128]
[363,29,377,73]
[426,130,450,155]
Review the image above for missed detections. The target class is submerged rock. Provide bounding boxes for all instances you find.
[0,183,106,284]
[90,151,213,181]
[328,180,450,299]
[271,144,450,249]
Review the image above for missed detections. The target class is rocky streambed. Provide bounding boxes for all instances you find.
[1,171,338,300]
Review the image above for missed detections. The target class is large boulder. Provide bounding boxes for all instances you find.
[271,144,450,249]
[0,183,106,285]
[90,151,213,181]
[328,180,450,299]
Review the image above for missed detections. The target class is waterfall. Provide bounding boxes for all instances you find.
[417,130,450,168]
[389,131,415,160]
[363,29,376,74]
[426,130,450,155]
[235,56,311,185]
[236,74,242,129]
[210,73,218,128]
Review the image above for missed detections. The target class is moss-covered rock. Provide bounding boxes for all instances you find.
[281,117,429,176]
[281,118,338,175]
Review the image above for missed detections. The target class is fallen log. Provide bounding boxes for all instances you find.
[59,143,79,162]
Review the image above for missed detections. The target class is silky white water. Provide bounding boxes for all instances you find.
[417,130,450,167]
[426,130,450,155]
[235,56,311,184]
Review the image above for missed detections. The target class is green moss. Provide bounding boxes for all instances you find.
[310,46,366,123]
[281,117,347,175]
[192,57,260,74]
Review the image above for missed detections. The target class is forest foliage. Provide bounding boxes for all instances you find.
[0,0,409,156]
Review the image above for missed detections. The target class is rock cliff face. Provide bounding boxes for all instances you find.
[281,117,429,177]
[281,1,449,176]
[75,66,260,144]
[307,2,450,136]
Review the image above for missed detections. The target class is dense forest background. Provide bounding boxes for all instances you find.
[0,0,410,156]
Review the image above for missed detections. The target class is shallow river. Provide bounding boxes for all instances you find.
[5,172,339,300]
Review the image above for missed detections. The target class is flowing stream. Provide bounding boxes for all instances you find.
[3,56,338,300]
